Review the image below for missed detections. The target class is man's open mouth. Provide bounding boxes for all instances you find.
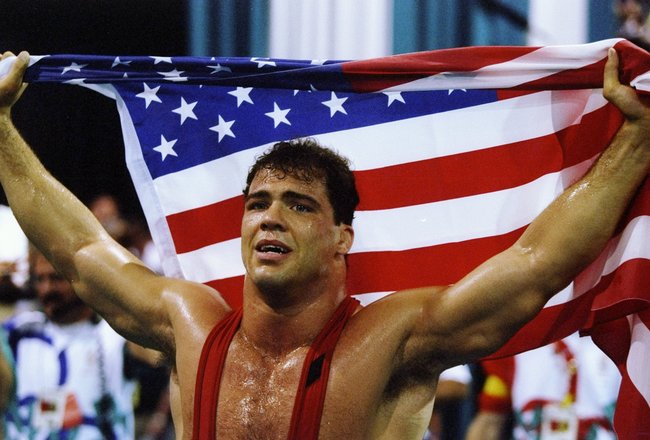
[256,241,291,254]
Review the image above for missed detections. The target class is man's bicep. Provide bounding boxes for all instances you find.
[71,240,179,347]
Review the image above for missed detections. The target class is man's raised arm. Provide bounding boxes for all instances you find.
[402,48,650,366]
[0,52,226,351]
[0,52,113,279]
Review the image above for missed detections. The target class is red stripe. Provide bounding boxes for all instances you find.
[206,277,245,309]
[587,259,650,329]
[343,41,649,95]
[166,196,244,254]
[489,293,595,359]
[356,104,622,211]
[615,39,650,91]
[343,46,539,93]
[591,309,650,440]
[166,104,622,254]
[514,58,607,91]
[346,227,526,294]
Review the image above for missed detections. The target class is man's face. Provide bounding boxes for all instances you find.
[241,169,353,297]
[33,254,89,323]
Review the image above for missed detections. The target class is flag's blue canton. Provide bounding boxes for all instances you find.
[23,54,497,179]
[24,54,353,90]
[115,82,497,179]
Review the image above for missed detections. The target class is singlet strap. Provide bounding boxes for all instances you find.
[287,295,360,440]
[192,296,359,440]
[192,308,243,440]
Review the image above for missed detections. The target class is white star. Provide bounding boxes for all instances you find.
[151,56,173,64]
[158,68,187,82]
[136,83,162,108]
[61,62,87,75]
[208,64,232,74]
[251,57,276,68]
[447,88,467,95]
[383,91,405,106]
[322,92,348,117]
[172,97,198,125]
[228,87,254,107]
[265,103,291,128]
[153,135,178,161]
[63,78,87,85]
[310,59,327,65]
[209,115,236,142]
[112,57,132,68]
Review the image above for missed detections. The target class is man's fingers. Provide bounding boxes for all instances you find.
[603,48,621,94]
[0,50,30,108]
[603,47,649,121]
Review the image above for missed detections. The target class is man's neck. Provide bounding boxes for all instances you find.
[239,279,347,358]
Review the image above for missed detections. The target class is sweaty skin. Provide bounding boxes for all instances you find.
[0,49,648,439]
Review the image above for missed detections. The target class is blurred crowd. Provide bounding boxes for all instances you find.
[0,198,172,440]
[616,0,650,50]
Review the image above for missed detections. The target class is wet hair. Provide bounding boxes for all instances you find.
[243,139,360,225]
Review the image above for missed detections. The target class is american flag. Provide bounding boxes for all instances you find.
[3,37,649,438]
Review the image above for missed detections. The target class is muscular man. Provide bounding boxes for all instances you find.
[0,48,648,439]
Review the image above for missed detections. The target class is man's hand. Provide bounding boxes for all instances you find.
[0,51,29,115]
[604,47,650,122]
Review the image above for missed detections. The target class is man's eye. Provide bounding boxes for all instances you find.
[293,204,312,213]
[247,201,267,210]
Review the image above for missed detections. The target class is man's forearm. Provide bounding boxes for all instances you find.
[0,115,109,278]
[517,117,650,295]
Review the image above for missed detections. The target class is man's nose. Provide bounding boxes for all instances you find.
[260,202,286,231]
[38,277,55,293]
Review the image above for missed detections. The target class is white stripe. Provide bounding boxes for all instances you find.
[383,39,621,92]
[177,237,245,283]
[627,314,650,408]
[113,88,186,278]
[152,89,608,216]
[351,158,595,253]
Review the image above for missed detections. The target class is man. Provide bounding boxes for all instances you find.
[0,248,151,439]
[0,47,648,439]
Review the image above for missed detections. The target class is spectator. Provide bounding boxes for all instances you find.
[1,247,159,439]
[0,205,34,321]
[465,333,620,440]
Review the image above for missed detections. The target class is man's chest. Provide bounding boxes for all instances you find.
[215,343,307,439]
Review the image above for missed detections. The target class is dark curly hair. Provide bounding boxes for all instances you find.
[243,139,360,225]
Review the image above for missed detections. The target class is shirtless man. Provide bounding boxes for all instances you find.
[0,48,648,439]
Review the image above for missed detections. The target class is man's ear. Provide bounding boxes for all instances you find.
[336,224,354,255]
